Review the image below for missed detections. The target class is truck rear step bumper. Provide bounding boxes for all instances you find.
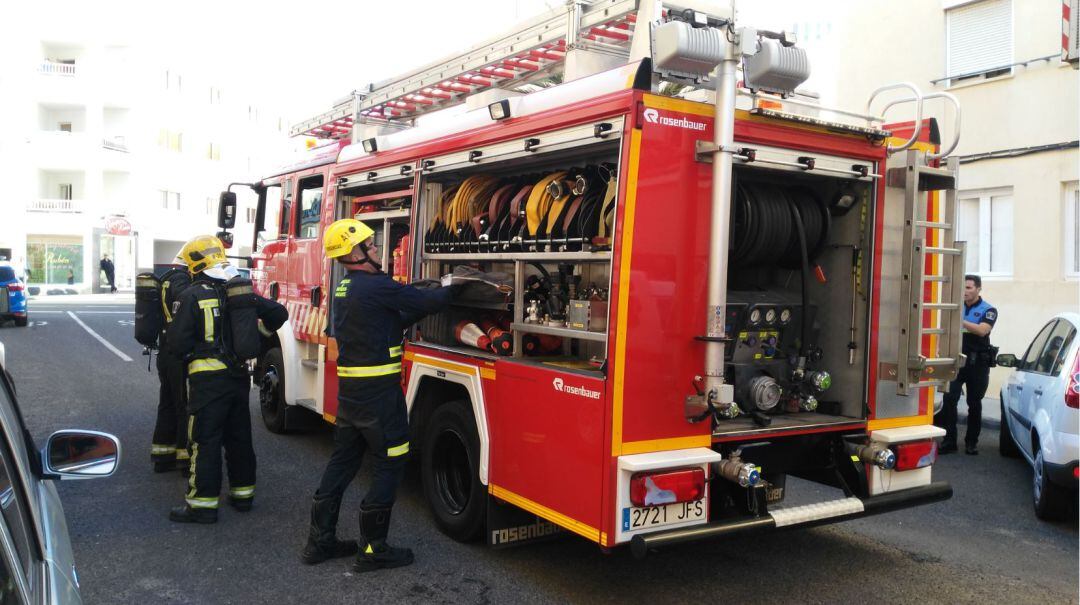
[630,481,952,559]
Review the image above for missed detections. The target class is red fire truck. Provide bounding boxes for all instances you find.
[216,1,964,556]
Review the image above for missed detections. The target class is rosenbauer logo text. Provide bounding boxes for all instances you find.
[552,377,602,400]
[643,108,706,131]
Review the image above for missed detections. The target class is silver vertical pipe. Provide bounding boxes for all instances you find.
[704,42,740,401]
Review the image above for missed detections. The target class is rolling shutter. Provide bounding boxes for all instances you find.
[947,0,1012,78]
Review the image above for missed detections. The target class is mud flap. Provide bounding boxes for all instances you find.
[486,494,564,548]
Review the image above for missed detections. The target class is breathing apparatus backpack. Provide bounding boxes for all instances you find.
[134,268,192,348]
[224,276,261,360]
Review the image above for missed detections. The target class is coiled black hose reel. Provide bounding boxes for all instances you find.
[731,183,829,269]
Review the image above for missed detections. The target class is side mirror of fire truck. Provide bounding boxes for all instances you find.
[218,191,237,229]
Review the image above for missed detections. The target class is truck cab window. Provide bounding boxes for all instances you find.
[296,175,325,239]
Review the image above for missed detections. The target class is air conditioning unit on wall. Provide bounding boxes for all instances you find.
[1066,0,1079,64]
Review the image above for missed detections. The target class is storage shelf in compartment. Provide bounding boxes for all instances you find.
[355,209,410,221]
[424,251,612,262]
[511,322,607,342]
[450,300,511,311]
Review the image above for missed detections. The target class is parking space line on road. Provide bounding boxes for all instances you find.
[66,311,133,362]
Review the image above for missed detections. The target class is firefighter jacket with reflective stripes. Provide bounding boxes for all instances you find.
[334,270,451,386]
[167,278,288,377]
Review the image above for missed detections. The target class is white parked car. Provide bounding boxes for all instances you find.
[997,312,1079,520]
[0,343,121,603]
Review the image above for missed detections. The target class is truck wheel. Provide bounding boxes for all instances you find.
[1033,447,1067,521]
[998,400,1019,458]
[258,348,289,434]
[421,400,486,542]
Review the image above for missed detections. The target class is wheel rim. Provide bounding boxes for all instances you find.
[1033,449,1044,504]
[432,427,472,516]
[260,366,280,416]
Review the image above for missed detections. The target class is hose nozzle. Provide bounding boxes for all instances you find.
[847,442,896,470]
[714,458,760,487]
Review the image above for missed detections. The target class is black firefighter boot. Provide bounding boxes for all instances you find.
[354,506,414,573]
[300,495,358,565]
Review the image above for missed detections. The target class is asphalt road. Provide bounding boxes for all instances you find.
[0,298,1076,604]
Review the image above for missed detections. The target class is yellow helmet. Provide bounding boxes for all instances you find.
[324,219,375,259]
[177,235,228,274]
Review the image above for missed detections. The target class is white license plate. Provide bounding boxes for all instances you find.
[622,499,706,532]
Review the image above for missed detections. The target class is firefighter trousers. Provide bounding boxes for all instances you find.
[185,372,256,510]
[315,379,410,510]
[151,349,188,465]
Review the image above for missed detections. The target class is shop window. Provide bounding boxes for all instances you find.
[295,175,324,239]
[26,240,82,284]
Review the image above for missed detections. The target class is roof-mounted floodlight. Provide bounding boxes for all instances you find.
[651,20,726,84]
[362,137,378,153]
[742,37,810,97]
[488,99,512,121]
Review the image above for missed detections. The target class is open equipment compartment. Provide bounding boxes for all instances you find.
[712,155,878,438]
[413,117,625,375]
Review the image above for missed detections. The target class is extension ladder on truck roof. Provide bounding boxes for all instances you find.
[290,0,725,140]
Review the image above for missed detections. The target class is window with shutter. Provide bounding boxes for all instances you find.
[946,0,1013,84]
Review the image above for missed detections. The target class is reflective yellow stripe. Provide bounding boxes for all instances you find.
[175,450,190,461]
[227,285,253,297]
[337,362,402,378]
[387,442,409,457]
[151,445,176,455]
[388,346,403,358]
[229,486,255,498]
[186,497,219,509]
[198,298,219,342]
[188,359,228,374]
[161,281,172,322]
[186,417,197,497]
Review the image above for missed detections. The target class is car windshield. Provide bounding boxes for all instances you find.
[0,267,15,282]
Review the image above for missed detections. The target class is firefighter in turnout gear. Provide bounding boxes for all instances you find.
[150,267,192,473]
[301,219,453,571]
[167,236,288,524]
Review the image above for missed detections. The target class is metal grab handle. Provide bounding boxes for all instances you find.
[882,92,961,161]
[866,82,923,155]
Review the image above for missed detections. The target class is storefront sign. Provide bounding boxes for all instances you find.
[105,216,132,236]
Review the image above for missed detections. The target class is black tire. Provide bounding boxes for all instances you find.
[14,315,27,327]
[998,400,1020,458]
[421,400,486,542]
[258,348,289,434]
[1033,447,1068,521]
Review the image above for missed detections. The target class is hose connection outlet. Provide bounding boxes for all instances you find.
[800,394,818,412]
[806,370,831,391]
[714,458,760,488]
[847,442,897,470]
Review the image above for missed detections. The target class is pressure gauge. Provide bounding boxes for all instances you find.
[765,308,777,324]
[749,308,761,325]
[780,308,792,324]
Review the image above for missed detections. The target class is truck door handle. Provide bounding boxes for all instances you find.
[1033,389,1043,396]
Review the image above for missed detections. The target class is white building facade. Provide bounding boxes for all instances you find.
[0,28,290,292]
[785,0,1080,398]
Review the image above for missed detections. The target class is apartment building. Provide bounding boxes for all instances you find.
[0,26,291,292]
[778,0,1080,398]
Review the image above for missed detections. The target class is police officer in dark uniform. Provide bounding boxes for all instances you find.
[936,274,998,455]
[167,236,288,523]
[301,219,453,571]
[150,266,192,474]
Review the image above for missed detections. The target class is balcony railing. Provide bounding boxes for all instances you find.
[38,61,76,77]
[102,136,128,152]
[27,199,82,213]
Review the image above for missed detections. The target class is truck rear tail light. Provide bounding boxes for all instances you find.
[1066,354,1079,409]
[630,468,705,507]
[893,440,937,471]
[7,283,23,293]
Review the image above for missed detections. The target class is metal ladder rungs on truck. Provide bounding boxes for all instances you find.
[871,85,966,396]
[291,0,660,140]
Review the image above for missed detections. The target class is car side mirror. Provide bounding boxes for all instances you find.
[996,353,1018,368]
[43,430,120,480]
[218,191,237,229]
